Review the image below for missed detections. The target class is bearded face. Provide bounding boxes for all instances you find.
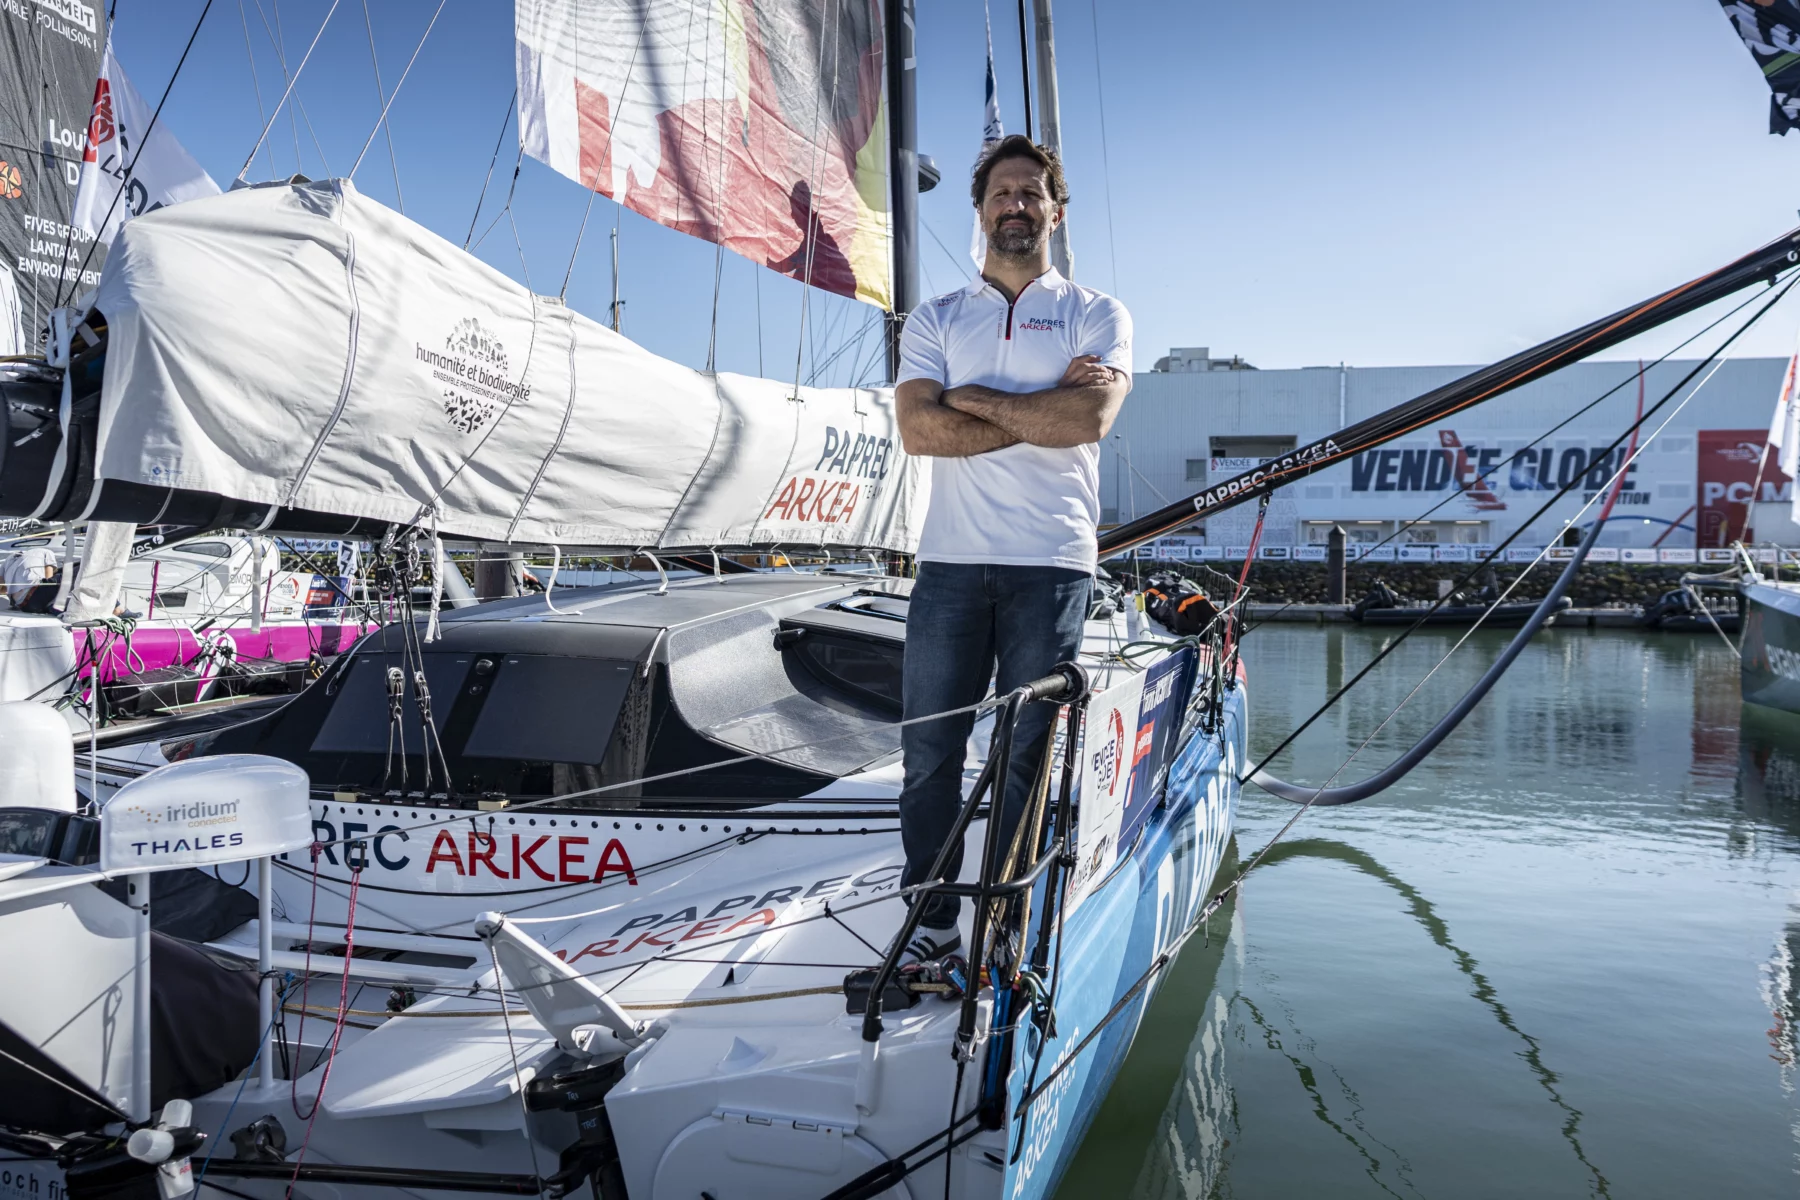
[987,207,1046,256]
[979,156,1062,262]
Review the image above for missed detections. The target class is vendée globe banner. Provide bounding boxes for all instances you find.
[515,0,893,309]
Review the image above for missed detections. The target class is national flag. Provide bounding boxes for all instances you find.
[1769,330,1800,522]
[970,7,1004,271]
[72,36,219,246]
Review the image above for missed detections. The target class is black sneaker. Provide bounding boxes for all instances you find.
[894,926,962,968]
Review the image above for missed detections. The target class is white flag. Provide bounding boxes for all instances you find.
[1771,331,1800,524]
[970,9,1004,272]
[72,36,219,246]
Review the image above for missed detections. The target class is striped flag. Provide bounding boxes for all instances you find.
[970,8,1004,271]
[1769,330,1800,523]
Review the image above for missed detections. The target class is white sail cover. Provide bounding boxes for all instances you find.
[87,179,924,552]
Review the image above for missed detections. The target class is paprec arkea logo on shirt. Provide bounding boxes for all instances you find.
[1016,315,1066,332]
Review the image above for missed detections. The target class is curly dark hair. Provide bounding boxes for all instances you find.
[970,134,1070,208]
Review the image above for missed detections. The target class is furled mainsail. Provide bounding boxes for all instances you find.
[77,180,923,551]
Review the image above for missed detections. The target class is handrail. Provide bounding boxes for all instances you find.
[857,663,1089,1046]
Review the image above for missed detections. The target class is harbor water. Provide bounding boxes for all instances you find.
[1057,622,1800,1198]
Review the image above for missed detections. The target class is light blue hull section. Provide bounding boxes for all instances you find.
[1003,684,1246,1199]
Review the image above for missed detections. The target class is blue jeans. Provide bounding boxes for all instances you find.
[901,561,1091,930]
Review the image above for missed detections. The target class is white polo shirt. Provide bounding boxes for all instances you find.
[897,268,1132,573]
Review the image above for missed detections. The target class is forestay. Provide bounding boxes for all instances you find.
[87,179,925,552]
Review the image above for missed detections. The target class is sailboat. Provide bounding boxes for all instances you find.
[1739,373,1800,711]
[2,4,1800,1199]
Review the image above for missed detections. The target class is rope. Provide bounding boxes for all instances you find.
[1682,583,1742,656]
[286,859,361,1198]
[488,941,548,1186]
[305,695,998,856]
[1019,275,1799,1121]
[1237,278,1791,787]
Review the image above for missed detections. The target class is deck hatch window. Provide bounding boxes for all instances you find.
[462,656,634,765]
[310,652,473,754]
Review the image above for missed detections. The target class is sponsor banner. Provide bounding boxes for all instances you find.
[101,756,312,873]
[1134,546,1155,559]
[1359,545,1397,562]
[1344,429,1649,513]
[1067,672,1146,915]
[1397,546,1435,562]
[1700,547,1737,564]
[1116,649,1196,852]
[1434,546,1471,562]
[1161,542,1191,561]
[1621,548,1659,563]
[0,0,108,340]
[1295,545,1327,561]
[1505,546,1545,562]
[1546,546,1578,561]
[1754,547,1779,563]
[516,0,892,308]
[1587,547,1621,563]
[71,36,219,246]
[1258,545,1290,560]
[1698,429,1794,546]
[1197,546,1224,561]
[1660,548,1698,564]
[1224,546,1251,561]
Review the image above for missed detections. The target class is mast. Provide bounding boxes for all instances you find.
[886,0,921,381]
[1031,0,1073,278]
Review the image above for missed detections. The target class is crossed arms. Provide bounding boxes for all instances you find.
[895,356,1130,458]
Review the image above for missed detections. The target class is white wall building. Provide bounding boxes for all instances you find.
[1101,353,1799,553]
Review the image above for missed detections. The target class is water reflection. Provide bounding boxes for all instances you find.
[1057,629,1800,1199]
[1254,839,1610,1199]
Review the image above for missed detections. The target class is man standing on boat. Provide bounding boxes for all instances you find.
[892,134,1132,964]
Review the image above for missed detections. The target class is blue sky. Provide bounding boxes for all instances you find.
[112,0,1800,383]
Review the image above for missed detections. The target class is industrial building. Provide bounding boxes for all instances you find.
[1099,349,1799,555]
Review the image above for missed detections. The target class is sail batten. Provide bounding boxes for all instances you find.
[515,0,892,309]
[83,180,923,552]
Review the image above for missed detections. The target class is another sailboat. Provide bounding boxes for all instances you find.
[3,5,1800,1199]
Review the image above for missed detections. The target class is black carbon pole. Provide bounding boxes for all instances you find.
[1096,224,1800,560]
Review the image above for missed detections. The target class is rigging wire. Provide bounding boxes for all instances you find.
[557,19,647,300]
[356,0,406,209]
[462,88,517,250]
[238,0,342,181]
[1241,271,1797,792]
[249,0,334,178]
[236,0,274,182]
[347,0,445,180]
[1225,277,1785,628]
[1086,0,1120,296]
[920,217,972,281]
[468,140,526,252]
[51,0,217,311]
